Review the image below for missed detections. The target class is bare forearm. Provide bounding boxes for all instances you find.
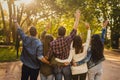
[13,17,20,28]
[73,18,80,30]
[73,10,80,30]
[40,57,50,64]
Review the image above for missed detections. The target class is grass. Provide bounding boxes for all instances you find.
[0,47,20,62]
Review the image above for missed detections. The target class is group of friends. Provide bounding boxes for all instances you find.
[13,10,109,80]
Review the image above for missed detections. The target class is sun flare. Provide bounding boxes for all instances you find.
[19,0,33,5]
[16,0,33,5]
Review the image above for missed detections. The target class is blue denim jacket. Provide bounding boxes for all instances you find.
[17,27,43,69]
[76,28,106,66]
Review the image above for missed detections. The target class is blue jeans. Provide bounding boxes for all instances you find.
[40,73,54,80]
[88,63,102,80]
[53,65,72,80]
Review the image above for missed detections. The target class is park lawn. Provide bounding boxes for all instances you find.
[0,47,20,62]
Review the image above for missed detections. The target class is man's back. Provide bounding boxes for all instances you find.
[18,28,43,69]
[46,10,80,80]
[51,37,70,59]
[13,17,50,80]
[49,29,77,60]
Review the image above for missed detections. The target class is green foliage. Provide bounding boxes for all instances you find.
[0,47,20,62]
[0,0,120,48]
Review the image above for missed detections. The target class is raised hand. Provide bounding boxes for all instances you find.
[73,9,81,30]
[85,22,90,29]
[74,9,81,19]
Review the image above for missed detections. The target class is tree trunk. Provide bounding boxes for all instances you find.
[0,2,7,43]
[11,2,16,42]
[7,0,13,44]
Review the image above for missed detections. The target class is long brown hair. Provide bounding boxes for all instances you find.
[91,34,104,62]
[73,35,83,54]
[43,35,53,56]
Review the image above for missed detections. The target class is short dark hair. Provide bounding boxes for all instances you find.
[29,26,37,36]
[58,26,66,36]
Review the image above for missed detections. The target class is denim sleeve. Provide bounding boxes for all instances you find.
[17,27,27,41]
[101,28,106,43]
[37,42,44,60]
[76,50,92,66]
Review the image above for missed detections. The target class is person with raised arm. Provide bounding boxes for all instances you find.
[13,16,50,80]
[87,20,108,80]
[72,20,109,68]
[46,10,80,80]
[55,23,91,80]
[39,23,55,80]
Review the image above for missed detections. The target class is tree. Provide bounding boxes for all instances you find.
[0,0,119,49]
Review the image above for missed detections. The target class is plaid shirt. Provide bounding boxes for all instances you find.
[47,29,77,59]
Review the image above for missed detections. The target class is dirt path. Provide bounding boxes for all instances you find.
[0,50,120,80]
[102,50,120,80]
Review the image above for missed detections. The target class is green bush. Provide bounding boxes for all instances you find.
[0,47,20,62]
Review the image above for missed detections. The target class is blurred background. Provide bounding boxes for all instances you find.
[0,0,120,61]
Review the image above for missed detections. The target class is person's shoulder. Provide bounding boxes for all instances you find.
[34,39,43,45]
[23,36,30,42]
[50,38,61,46]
